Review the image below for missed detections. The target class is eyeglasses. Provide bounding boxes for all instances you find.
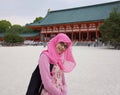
[59,42,68,49]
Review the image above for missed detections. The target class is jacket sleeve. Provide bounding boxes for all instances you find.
[38,53,67,95]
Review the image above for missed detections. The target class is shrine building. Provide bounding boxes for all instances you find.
[27,1,120,42]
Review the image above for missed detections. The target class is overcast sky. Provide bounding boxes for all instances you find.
[0,0,118,26]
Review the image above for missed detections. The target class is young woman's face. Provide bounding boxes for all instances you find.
[56,42,68,54]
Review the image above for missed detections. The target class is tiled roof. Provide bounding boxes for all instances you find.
[29,1,120,26]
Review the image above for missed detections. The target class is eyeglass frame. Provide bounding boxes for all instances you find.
[59,42,68,49]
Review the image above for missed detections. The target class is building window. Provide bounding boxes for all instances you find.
[53,27,58,32]
[89,23,96,30]
[66,25,72,32]
[59,26,65,32]
[73,24,79,31]
[47,27,52,32]
[41,27,46,33]
[80,24,87,31]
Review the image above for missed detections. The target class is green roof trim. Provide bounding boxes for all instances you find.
[0,33,5,37]
[29,1,120,26]
[19,32,40,37]
[0,32,40,37]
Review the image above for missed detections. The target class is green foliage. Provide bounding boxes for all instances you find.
[7,24,22,33]
[99,8,120,46]
[0,20,11,33]
[4,32,24,43]
[33,16,43,23]
[21,27,37,34]
[6,24,36,34]
[0,16,42,34]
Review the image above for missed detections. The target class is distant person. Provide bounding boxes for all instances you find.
[88,43,90,47]
[38,33,76,95]
[43,42,46,47]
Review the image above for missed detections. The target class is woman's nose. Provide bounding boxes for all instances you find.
[61,45,65,50]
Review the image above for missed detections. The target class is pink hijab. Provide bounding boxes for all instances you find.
[42,33,76,73]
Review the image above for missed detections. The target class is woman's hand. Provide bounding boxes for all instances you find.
[61,85,67,95]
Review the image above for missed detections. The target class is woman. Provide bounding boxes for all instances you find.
[38,33,76,95]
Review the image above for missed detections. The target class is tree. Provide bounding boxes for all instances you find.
[33,16,43,23]
[21,27,36,33]
[99,8,120,48]
[3,32,24,45]
[7,24,35,34]
[7,24,22,33]
[0,20,11,33]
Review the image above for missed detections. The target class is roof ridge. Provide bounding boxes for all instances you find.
[27,0,120,26]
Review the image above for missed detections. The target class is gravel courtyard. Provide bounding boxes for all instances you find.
[0,46,120,95]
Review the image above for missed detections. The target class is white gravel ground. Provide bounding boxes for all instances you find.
[0,46,120,95]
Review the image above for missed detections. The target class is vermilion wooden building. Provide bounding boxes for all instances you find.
[27,1,120,42]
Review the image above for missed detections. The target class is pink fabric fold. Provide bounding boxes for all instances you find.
[42,33,76,73]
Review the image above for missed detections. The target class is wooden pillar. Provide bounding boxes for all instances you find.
[96,31,98,39]
[87,24,89,41]
[39,31,41,41]
[81,32,83,41]
[79,25,81,41]
[89,32,91,41]
[46,29,47,42]
[79,31,81,41]
[72,32,73,41]
[64,25,66,35]
[86,24,88,41]
[96,23,99,39]
[71,25,73,41]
